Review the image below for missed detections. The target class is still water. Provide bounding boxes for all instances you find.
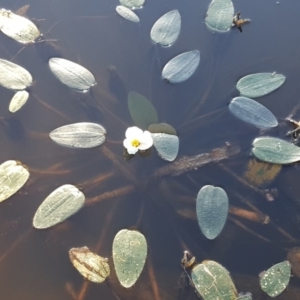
[0,0,299,299]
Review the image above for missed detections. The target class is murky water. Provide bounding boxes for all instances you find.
[0,0,299,299]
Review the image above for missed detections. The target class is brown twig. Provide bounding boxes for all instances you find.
[147,259,161,300]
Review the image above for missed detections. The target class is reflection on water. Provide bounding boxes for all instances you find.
[0,0,299,299]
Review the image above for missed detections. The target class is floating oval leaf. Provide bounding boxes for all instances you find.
[0,59,32,90]
[252,137,300,164]
[287,247,300,278]
[33,184,85,229]
[196,185,228,240]
[152,133,179,161]
[229,97,278,129]
[150,10,181,46]
[236,294,252,300]
[205,0,234,32]
[50,122,106,148]
[148,123,177,135]
[0,9,40,44]
[128,91,158,129]
[116,6,140,22]
[191,260,238,300]
[237,73,286,98]
[69,246,110,283]
[49,58,96,91]
[119,0,145,8]
[9,90,29,113]
[259,261,291,297]
[162,50,200,83]
[0,160,29,202]
[113,229,147,288]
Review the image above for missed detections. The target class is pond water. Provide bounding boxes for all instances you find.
[0,0,299,299]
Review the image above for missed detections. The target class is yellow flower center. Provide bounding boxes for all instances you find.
[131,139,140,147]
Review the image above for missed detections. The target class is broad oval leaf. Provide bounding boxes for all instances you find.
[33,184,85,229]
[237,73,286,98]
[148,123,177,135]
[119,0,145,9]
[229,97,278,129]
[49,58,96,91]
[152,133,179,161]
[116,6,140,22]
[259,261,291,297]
[0,59,32,90]
[205,0,234,32]
[50,122,106,148]
[0,160,29,202]
[252,137,300,164]
[196,185,228,240]
[69,246,110,283]
[0,9,40,44]
[113,229,147,288]
[128,91,158,129]
[191,260,238,300]
[9,90,29,113]
[287,247,300,278]
[162,50,200,83]
[150,10,181,46]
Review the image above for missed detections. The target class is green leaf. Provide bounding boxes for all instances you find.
[9,90,29,113]
[236,295,252,300]
[259,261,291,297]
[116,6,140,22]
[119,0,144,9]
[252,137,300,164]
[152,133,179,161]
[128,91,158,129]
[113,229,147,288]
[148,123,177,135]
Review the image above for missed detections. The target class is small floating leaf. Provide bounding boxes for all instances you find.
[113,229,147,288]
[49,58,96,91]
[0,160,29,202]
[150,10,181,46]
[205,0,234,32]
[229,97,278,129]
[191,260,238,300]
[252,137,300,164]
[259,261,291,297]
[287,247,300,278]
[152,133,179,161]
[236,295,252,300]
[9,90,29,113]
[0,59,32,90]
[50,122,106,148]
[69,246,110,283]
[33,184,85,229]
[148,123,177,135]
[237,73,286,98]
[196,185,228,240]
[116,6,140,22]
[0,9,40,44]
[162,50,200,83]
[119,0,145,9]
[128,91,158,129]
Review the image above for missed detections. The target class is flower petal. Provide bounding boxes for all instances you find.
[125,126,143,139]
[138,130,153,150]
[123,138,139,154]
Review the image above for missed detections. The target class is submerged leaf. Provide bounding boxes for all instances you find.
[50,122,106,148]
[191,260,238,300]
[236,295,252,300]
[259,261,291,297]
[33,184,85,229]
[150,10,181,46]
[9,90,29,113]
[162,50,200,83]
[152,133,179,161]
[229,96,278,129]
[205,0,234,32]
[49,58,96,91]
[0,160,29,202]
[196,185,228,240]
[128,91,158,129]
[113,229,147,288]
[119,0,145,9]
[69,246,110,283]
[0,9,40,44]
[237,73,286,98]
[252,137,300,164]
[0,59,32,90]
[148,123,177,135]
[116,6,140,22]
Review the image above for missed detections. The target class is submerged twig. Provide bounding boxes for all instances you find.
[147,258,162,300]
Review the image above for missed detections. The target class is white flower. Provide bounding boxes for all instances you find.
[123,126,153,155]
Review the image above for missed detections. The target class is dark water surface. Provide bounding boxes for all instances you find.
[0,0,300,299]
